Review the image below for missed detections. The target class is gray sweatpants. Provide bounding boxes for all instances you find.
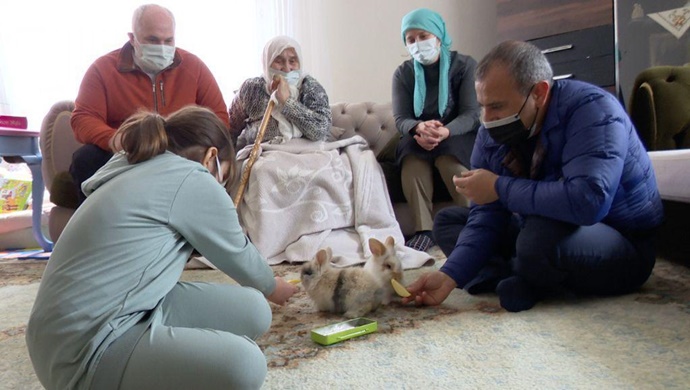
[90,282,272,390]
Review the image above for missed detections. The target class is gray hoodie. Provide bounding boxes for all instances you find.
[26,152,275,390]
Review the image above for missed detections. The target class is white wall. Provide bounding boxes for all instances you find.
[0,1,497,127]
[295,0,498,105]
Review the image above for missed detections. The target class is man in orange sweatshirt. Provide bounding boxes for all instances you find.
[70,3,230,204]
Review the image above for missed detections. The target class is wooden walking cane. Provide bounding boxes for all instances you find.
[233,98,276,207]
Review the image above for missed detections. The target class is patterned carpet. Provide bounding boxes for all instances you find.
[2,250,690,389]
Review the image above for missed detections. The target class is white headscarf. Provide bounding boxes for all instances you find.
[261,35,307,142]
[262,35,307,93]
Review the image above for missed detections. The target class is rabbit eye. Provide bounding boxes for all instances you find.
[302,268,313,276]
[385,263,392,270]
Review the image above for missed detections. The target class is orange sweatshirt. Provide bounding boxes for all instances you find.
[71,42,230,151]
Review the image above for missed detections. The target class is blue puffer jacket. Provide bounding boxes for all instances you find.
[442,80,664,288]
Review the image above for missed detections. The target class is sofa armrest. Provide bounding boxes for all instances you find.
[629,66,690,151]
[39,100,79,191]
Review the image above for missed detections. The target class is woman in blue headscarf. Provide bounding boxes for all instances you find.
[392,8,480,252]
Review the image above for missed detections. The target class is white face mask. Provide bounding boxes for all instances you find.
[269,69,302,86]
[135,43,175,73]
[407,37,440,65]
[215,155,228,186]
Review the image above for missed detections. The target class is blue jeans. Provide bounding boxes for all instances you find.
[433,206,656,295]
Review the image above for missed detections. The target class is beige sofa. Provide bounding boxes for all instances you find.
[39,101,81,242]
[330,102,453,236]
[40,101,453,242]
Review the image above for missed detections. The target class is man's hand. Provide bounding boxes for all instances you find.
[453,169,499,205]
[402,271,457,306]
[270,75,291,105]
[266,277,298,305]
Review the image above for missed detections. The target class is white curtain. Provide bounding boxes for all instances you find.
[0,0,289,130]
[256,0,332,98]
[0,52,9,115]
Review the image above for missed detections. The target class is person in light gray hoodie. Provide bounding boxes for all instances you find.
[26,105,297,390]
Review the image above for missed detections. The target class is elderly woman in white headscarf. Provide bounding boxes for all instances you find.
[229,35,332,149]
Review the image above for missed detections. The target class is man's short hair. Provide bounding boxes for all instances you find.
[131,4,176,35]
[476,40,553,95]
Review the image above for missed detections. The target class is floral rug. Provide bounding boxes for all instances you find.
[2,250,690,389]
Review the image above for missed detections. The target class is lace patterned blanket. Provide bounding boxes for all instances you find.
[235,136,434,269]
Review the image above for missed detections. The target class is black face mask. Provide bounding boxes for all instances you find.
[483,85,537,145]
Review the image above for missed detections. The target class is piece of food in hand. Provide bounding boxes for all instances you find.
[287,279,301,285]
[391,278,411,297]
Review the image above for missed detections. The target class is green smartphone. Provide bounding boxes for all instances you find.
[310,317,378,346]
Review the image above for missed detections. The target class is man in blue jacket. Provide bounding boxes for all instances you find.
[403,40,663,312]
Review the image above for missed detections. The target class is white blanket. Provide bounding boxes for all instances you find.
[235,136,434,269]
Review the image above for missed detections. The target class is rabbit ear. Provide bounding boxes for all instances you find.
[385,236,395,248]
[368,237,386,257]
[316,247,332,266]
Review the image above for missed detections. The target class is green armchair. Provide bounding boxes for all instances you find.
[628,65,690,151]
[628,65,690,263]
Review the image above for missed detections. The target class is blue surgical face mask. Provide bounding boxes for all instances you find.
[269,69,302,86]
[406,37,440,65]
[482,85,538,145]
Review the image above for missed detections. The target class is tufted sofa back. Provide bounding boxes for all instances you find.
[38,100,420,238]
[330,102,399,159]
[39,101,402,193]
[629,65,690,151]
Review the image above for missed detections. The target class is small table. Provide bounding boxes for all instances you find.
[0,128,53,252]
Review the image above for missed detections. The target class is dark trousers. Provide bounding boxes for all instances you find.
[69,144,113,205]
[433,206,656,296]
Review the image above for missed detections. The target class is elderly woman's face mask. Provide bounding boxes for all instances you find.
[268,69,301,86]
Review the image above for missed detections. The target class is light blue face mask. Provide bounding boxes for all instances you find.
[135,41,175,73]
[269,69,302,86]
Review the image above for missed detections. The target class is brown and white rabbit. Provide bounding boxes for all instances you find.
[301,247,383,318]
[364,236,403,305]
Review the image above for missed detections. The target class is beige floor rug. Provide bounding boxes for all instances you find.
[2,249,689,389]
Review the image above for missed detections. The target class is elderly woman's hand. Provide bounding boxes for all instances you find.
[270,75,291,105]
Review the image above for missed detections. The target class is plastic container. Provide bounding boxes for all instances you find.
[310,318,378,346]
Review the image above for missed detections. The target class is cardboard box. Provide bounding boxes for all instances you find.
[0,178,32,213]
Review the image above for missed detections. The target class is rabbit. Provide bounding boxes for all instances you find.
[364,236,403,305]
[300,247,384,318]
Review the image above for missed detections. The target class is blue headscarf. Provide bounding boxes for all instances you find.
[401,8,452,117]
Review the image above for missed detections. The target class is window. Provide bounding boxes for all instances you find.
[0,0,284,129]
